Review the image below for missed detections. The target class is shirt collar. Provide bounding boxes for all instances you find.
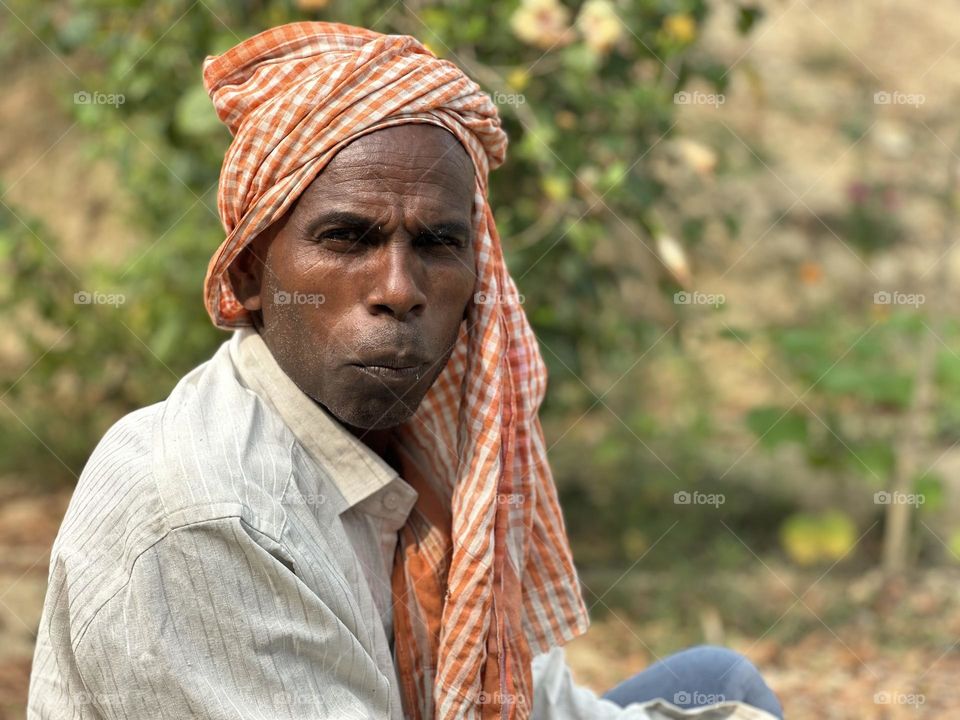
[229,326,407,511]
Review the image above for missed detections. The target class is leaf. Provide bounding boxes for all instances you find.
[58,10,98,49]
[174,84,222,138]
[948,531,960,562]
[817,510,857,561]
[780,511,856,566]
[736,5,764,35]
[745,406,808,448]
[780,514,820,566]
[914,472,944,512]
[847,441,894,485]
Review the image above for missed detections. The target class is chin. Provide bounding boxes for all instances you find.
[329,396,421,431]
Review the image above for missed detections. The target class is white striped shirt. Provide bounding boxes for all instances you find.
[28,328,775,720]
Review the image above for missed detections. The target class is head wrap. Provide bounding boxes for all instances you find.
[202,22,588,719]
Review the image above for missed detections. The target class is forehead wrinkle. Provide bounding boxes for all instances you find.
[325,129,473,179]
[322,155,472,191]
[302,182,470,217]
[301,172,473,221]
[292,128,475,226]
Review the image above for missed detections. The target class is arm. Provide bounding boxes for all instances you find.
[73,516,391,720]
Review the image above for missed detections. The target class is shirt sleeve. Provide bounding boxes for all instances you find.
[531,648,778,720]
[73,516,392,720]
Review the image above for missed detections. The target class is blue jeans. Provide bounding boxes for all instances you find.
[602,645,784,719]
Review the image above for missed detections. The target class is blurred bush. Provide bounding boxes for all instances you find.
[18,1,946,575]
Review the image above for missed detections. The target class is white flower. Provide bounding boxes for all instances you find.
[511,0,575,50]
[675,138,717,177]
[656,234,692,287]
[577,0,624,55]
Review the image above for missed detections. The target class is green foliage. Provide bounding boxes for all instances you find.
[843,181,903,254]
[1,0,749,485]
[745,406,808,449]
[747,312,924,480]
[742,309,960,564]
[5,0,954,577]
[14,1,889,577]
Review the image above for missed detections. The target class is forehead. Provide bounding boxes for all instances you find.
[298,124,476,211]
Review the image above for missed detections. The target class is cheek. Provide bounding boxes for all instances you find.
[270,243,358,304]
[431,261,476,325]
[260,246,346,339]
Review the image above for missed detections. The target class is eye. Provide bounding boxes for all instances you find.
[321,228,363,243]
[417,231,466,249]
[313,227,373,251]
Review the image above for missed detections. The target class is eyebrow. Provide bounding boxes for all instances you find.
[310,210,471,239]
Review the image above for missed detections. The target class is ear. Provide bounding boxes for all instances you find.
[228,233,271,312]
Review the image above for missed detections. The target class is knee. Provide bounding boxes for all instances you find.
[676,645,781,716]
[682,644,757,668]
[675,645,763,692]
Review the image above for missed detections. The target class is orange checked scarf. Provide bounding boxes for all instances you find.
[202,22,589,719]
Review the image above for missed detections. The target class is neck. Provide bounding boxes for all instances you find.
[345,424,397,468]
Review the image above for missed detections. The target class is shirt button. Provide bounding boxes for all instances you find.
[382,490,400,511]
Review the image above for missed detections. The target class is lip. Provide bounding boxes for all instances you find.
[349,353,430,382]
[348,348,431,382]
[352,363,425,380]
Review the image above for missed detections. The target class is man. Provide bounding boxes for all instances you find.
[29,22,782,720]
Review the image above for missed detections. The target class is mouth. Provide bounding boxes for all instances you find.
[352,363,425,380]
[348,351,430,382]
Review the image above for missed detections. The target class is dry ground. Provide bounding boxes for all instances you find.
[2,486,959,719]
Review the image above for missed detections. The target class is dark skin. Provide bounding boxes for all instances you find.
[228,124,477,460]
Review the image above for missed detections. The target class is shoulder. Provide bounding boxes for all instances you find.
[50,338,300,641]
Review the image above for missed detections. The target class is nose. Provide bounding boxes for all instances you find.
[364,242,427,320]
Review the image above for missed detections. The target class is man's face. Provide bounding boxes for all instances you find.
[231,124,477,431]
